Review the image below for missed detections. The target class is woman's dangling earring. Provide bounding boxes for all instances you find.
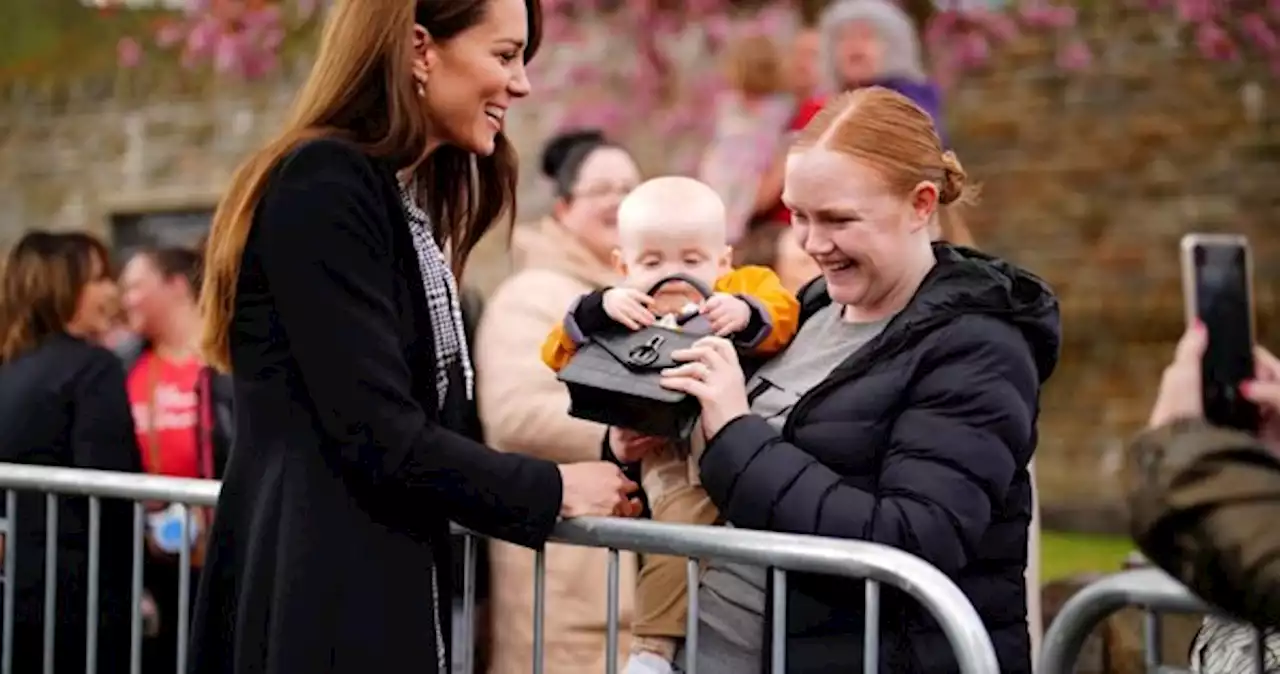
[414,62,430,97]
[414,64,428,98]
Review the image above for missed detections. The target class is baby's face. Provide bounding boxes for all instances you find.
[616,226,729,315]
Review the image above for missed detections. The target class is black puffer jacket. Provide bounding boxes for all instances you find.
[698,243,1061,673]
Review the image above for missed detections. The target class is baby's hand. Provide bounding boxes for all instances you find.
[702,293,752,336]
[602,288,655,330]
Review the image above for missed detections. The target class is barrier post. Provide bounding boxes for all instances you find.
[0,463,1000,674]
[1040,568,1271,674]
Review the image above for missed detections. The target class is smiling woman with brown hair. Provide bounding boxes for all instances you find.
[189,1,639,673]
[0,231,141,674]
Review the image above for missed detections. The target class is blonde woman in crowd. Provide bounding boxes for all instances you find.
[697,33,798,243]
[476,131,643,674]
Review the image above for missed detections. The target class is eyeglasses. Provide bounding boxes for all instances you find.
[572,183,636,200]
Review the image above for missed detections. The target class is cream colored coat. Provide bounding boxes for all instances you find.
[476,218,638,674]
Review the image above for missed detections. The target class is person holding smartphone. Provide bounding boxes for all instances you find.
[1128,323,1280,631]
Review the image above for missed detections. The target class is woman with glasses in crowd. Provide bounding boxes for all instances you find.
[0,231,141,674]
[476,130,644,674]
[189,0,638,672]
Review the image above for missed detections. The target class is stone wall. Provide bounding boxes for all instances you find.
[947,5,1280,525]
[1,6,1277,525]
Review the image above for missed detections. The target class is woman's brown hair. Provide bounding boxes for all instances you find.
[200,0,542,372]
[132,246,204,298]
[0,231,110,364]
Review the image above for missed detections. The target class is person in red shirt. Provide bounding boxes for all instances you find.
[127,349,207,477]
[117,244,230,674]
[119,247,221,480]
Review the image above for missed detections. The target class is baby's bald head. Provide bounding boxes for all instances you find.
[612,176,733,297]
[617,176,727,249]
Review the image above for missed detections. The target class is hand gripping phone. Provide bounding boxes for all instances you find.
[1180,233,1259,432]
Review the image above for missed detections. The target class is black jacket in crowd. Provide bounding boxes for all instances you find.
[699,244,1061,673]
[0,334,142,673]
[188,138,564,674]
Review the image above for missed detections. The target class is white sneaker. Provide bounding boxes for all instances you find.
[622,651,675,674]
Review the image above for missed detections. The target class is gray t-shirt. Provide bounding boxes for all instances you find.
[684,303,890,673]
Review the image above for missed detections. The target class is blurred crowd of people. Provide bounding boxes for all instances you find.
[0,3,986,671]
[0,232,229,673]
[0,1,1013,672]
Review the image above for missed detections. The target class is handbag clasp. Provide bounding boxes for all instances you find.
[627,334,665,367]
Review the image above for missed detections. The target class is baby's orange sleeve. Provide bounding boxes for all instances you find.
[541,321,578,372]
[713,265,800,356]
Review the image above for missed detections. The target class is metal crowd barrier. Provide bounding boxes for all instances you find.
[0,463,999,674]
[1040,568,1270,673]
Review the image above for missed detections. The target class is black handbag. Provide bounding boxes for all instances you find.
[557,274,714,439]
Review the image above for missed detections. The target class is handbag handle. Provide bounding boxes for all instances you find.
[645,273,714,300]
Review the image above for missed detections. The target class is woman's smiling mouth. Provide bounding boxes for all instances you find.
[484,105,505,130]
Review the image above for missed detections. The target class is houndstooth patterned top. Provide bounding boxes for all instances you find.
[398,180,466,673]
[398,181,475,407]
[1191,615,1280,673]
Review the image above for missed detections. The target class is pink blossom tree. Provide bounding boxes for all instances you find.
[111,0,1280,135]
[115,0,306,77]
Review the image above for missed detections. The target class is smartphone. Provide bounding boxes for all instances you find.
[1181,234,1259,432]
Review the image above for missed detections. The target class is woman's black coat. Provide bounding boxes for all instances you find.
[700,244,1061,673]
[0,335,142,673]
[188,139,564,674]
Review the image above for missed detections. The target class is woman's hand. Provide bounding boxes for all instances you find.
[557,462,642,518]
[142,590,161,636]
[1149,323,1206,428]
[608,427,666,464]
[1150,326,1280,448]
[660,336,751,438]
[1244,346,1280,449]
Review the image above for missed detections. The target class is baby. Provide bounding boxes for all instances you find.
[541,176,800,674]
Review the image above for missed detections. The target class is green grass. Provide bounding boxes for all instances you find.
[0,0,320,87]
[1041,530,1135,584]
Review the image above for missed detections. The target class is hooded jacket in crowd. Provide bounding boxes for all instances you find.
[1128,419,1280,629]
